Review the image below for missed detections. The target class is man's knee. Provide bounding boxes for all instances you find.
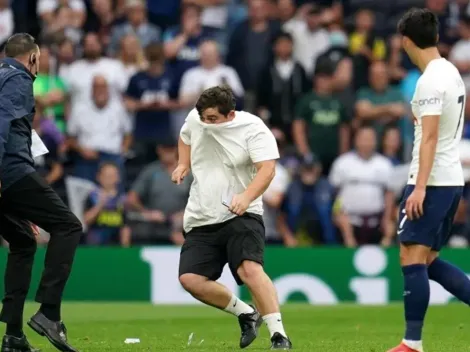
[63,212,83,237]
[237,260,264,283]
[179,273,208,294]
[400,243,431,266]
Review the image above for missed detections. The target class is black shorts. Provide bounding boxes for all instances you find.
[179,213,265,285]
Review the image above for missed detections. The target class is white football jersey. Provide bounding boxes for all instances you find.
[409,58,465,186]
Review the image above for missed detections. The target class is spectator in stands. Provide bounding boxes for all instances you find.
[283,4,330,77]
[330,126,395,247]
[387,34,408,85]
[38,0,86,27]
[355,61,406,134]
[450,14,470,91]
[349,9,386,89]
[125,43,179,164]
[84,0,117,48]
[316,28,352,94]
[179,40,244,111]
[227,0,281,110]
[56,37,76,78]
[262,128,296,246]
[127,140,191,245]
[83,162,131,246]
[163,4,213,84]
[67,75,132,185]
[63,32,128,122]
[34,45,68,133]
[108,0,160,57]
[281,156,335,244]
[42,4,84,44]
[427,0,459,56]
[118,34,147,80]
[382,126,403,166]
[257,32,308,141]
[0,0,13,47]
[182,0,229,53]
[293,64,350,175]
[277,0,297,25]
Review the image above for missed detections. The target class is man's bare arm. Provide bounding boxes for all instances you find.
[243,160,276,202]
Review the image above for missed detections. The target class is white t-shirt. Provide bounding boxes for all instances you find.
[37,0,85,15]
[329,152,393,219]
[61,58,128,120]
[0,8,13,45]
[409,58,465,186]
[449,39,470,91]
[67,100,131,155]
[179,65,244,100]
[283,20,330,75]
[180,109,280,232]
[201,5,228,29]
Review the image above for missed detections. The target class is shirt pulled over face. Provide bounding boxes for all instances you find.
[180,109,280,232]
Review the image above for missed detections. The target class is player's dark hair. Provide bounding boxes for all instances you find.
[196,85,236,117]
[397,8,439,49]
[4,33,38,58]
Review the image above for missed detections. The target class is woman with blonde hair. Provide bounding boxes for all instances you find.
[117,33,147,81]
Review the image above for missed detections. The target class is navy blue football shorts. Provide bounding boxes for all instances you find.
[397,185,463,251]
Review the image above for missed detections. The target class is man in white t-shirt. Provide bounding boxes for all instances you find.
[179,40,244,110]
[171,86,292,350]
[67,75,132,185]
[61,33,128,122]
[388,9,470,352]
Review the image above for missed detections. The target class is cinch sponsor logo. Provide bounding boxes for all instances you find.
[418,97,440,106]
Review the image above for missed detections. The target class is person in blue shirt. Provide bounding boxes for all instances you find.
[163,4,214,85]
[125,43,179,164]
[83,162,130,246]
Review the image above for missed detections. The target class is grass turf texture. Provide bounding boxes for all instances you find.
[19,303,469,351]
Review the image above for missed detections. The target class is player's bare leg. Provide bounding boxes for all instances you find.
[179,273,261,349]
[237,260,292,350]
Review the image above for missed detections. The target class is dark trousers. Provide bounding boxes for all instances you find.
[0,172,82,324]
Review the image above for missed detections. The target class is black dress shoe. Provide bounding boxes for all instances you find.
[238,305,263,349]
[270,332,292,350]
[1,334,40,352]
[27,312,78,352]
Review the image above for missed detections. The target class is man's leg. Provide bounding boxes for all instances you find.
[227,215,292,350]
[398,244,431,352]
[178,229,256,348]
[0,214,36,336]
[389,186,456,352]
[426,190,470,305]
[2,172,82,352]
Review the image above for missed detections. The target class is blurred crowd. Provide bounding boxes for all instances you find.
[5,0,470,247]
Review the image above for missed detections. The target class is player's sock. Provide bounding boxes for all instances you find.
[402,264,429,343]
[6,323,23,338]
[428,258,470,304]
[402,339,423,351]
[262,313,287,338]
[40,303,61,322]
[223,294,254,316]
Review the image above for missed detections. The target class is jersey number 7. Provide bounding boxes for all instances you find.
[454,95,465,139]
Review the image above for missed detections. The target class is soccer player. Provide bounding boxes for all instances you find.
[388,9,470,352]
[171,86,292,350]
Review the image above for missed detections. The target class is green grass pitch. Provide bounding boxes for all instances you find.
[20,303,470,351]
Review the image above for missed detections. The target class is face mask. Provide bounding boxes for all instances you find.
[329,31,348,47]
